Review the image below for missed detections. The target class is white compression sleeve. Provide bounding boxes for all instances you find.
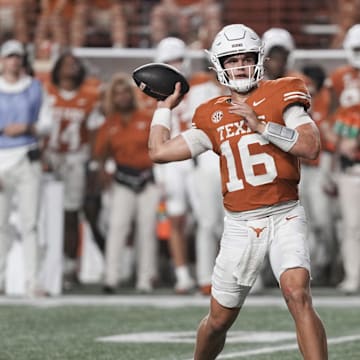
[283,105,313,129]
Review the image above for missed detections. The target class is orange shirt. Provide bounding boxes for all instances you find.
[48,0,75,19]
[192,77,311,212]
[45,82,99,152]
[334,105,360,161]
[329,65,360,99]
[93,0,112,9]
[94,110,153,169]
[176,0,198,5]
[302,86,332,165]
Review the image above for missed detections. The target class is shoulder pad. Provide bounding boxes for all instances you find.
[277,77,311,110]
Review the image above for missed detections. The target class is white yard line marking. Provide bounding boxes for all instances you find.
[0,294,360,308]
[96,330,296,344]
[182,334,360,360]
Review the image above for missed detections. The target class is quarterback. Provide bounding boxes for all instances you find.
[149,24,328,359]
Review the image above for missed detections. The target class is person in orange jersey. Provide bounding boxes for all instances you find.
[93,73,160,293]
[152,37,198,294]
[148,24,327,359]
[255,28,315,291]
[42,52,100,290]
[324,24,360,294]
[298,65,340,286]
[331,106,360,294]
[184,66,226,296]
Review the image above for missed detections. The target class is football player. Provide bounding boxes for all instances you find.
[43,52,100,289]
[325,24,360,294]
[148,24,328,359]
[262,27,296,80]
[93,73,160,293]
[152,37,198,294]
[263,27,337,287]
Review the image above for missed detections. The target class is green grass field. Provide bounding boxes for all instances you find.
[1,290,360,360]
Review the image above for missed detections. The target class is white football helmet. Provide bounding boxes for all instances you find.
[155,37,186,63]
[262,28,295,56]
[154,37,190,76]
[207,24,265,93]
[343,24,360,69]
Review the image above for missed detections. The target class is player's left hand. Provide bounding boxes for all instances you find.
[229,102,265,134]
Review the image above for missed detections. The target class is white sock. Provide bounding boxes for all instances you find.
[175,265,192,282]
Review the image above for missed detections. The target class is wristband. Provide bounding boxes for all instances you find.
[262,122,298,152]
[151,108,171,130]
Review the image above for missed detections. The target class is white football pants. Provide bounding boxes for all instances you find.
[337,166,360,289]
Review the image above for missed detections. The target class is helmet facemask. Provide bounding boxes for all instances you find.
[209,51,264,93]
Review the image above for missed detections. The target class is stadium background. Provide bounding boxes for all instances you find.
[1,1,360,359]
[3,0,352,295]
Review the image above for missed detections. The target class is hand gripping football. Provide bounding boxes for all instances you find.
[132,63,190,101]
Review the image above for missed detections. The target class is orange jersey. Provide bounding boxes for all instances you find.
[176,0,198,5]
[330,65,360,97]
[302,86,332,165]
[328,65,360,108]
[46,83,99,153]
[192,77,311,212]
[311,87,331,127]
[334,105,360,136]
[334,105,360,161]
[93,0,112,9]
[94,110,153,169]
[48,0,75,19]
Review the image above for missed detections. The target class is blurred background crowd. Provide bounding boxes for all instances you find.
[0,0,360,298]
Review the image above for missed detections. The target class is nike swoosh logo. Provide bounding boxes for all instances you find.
[285,215,298,221]
[253,98,266,107]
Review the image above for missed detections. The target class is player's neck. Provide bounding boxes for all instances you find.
[230,91,251,103]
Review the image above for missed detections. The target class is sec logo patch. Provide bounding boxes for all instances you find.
[211,110,223,123]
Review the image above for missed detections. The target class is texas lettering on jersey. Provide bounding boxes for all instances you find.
[192,77,311,212]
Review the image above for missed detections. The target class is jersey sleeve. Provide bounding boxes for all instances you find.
[190,97,223,153]
[279,77,311,112]
[333,106,360,138]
